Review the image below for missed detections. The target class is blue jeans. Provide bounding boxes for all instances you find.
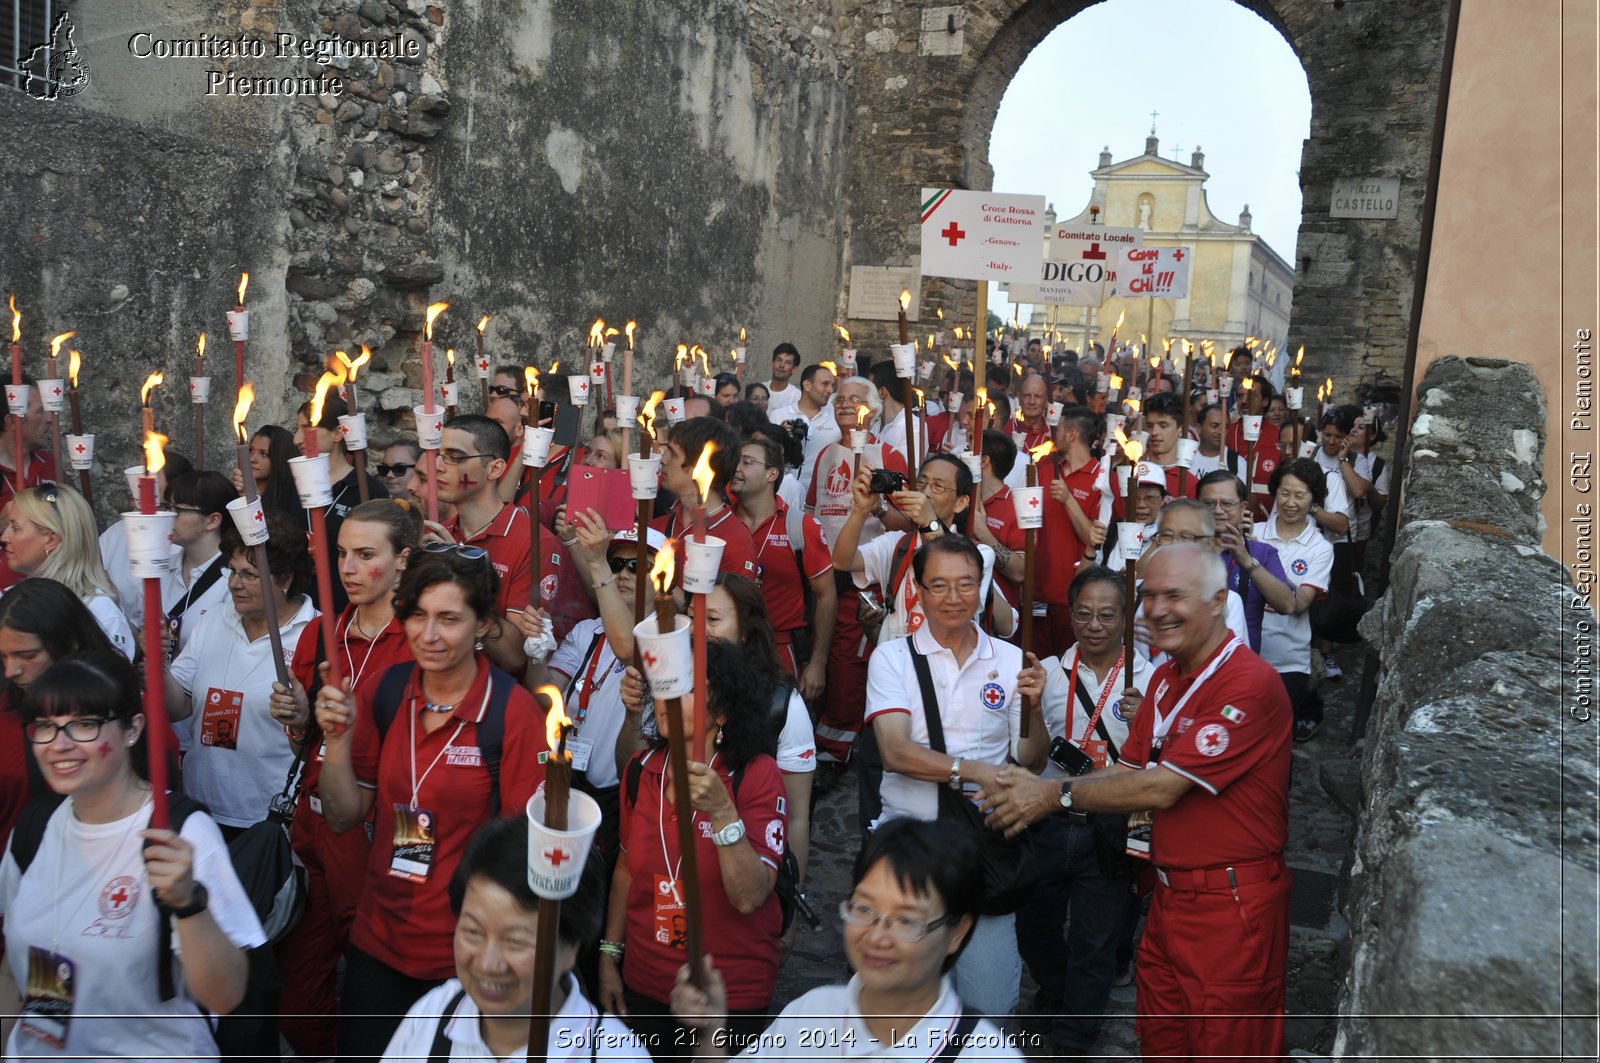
[1015,815,1132,1051]
[954,912,1021,1021]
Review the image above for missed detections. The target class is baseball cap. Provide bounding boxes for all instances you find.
[609,527,668,552]
[1135,462,1169,491]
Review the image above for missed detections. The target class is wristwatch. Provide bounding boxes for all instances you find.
[710,819,747,847]
[948,756,964,790]
[1058,782,1075,810]
[919,519,945,536]
[167,883,210,920]
[1309,503,1322,515]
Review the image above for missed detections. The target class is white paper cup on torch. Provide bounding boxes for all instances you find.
[413,406,446,450]
[65,434,94,471]
[615,394,641,424]
[628,454,662,499]
[288,454,335,508]
[1047,401,1063,427]
[525,790,603,900]
[1118,522,1147,560]
[1104,414,1126,439]
[1206,388,1220,405]
[4,384,29,417]
[1132,431,1150,452]
[226,310,250,341]
[123,465,147,499]
[891,344,916,379]
[225,495,270,546]
[442,381,459,407]
[338,413,369,451]
[1299,441,1318,458]
[1126,386,1142,404]
[567,376,591,407]
[38,379,65,413]
[734,346,747,366]
[1285,386,1304,410]
[121,512,176,577]
[840,348,856,372]
[601,342,616,363]
[963,452,982,481]
[663,397,686,424]
[522,426,555,468]
[1013,486,1045,530]
[1218,374,1233,395]
[475,356,492,380]
[696,376,715,397]
[1097,374,1110,394]
[850,430,867,453]
[1242,415,1264,443]
[1174,438,1199,469]
[682,535,726,594]
[632,613,694,699]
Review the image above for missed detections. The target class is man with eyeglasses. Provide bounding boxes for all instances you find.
[160,471,239,659]
[1196,471,1295,652]
[1131,500,1249,665]
[1020,565,1153,1058]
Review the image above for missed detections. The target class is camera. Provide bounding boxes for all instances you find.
[1048,737,1097,777]
[868,468,908,496]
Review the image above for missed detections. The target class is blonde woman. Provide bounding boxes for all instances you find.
[1,486,133,659]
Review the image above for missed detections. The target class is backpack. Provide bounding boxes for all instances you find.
[371,662,517,816]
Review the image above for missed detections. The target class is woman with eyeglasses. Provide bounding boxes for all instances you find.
[671,817,1021,1060]
[597,640,788,1056]
[0,653,265,1060]
[312,548,550,1062]
[232,425,303,522]
[743,381,770,413]
[270,498,422,1060]
[164,514,317,836]
[2,486,134,660]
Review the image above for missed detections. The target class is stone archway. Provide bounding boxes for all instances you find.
[839,0,1452,390]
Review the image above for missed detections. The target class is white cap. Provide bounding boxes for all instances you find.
[1134,461,1169,491]
[610,527,669,552]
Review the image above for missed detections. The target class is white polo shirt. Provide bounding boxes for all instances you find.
[381,977,650,1062]
[1254,515,1333,674]
[161,551,231,654]
[864,623,1023,825]
[876,407,930,472]
[764,380,802,422]
[1038,648,1156,778]
[854,532,997,644]
[758,975,1022,1059]
[1312,449,1364,545]
[547,618,632,790]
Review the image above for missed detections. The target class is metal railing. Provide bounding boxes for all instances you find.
[0,0,61,96]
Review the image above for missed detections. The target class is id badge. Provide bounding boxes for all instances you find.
[1083,738,1110,770]
[566,737,593,773]
[20,946,74,1048]
[200,687,244,750]
[652,874,686,949]
[1124,810,1153,862]
[164,616,182,666]
[309,792,323,816]
[388,805,437,882]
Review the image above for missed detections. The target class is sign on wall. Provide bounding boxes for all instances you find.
[1330,178,1400,219]
[848,265,922,321]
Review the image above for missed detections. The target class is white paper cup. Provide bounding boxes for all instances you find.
[1014,486,1045,530]
[628,454,661,499]
[1242,415,1264,443]
[963,452,982,480]
[601,342,616,363]
[1218,374,1233,395]
[615,394,641,423]
[892,344,916,379]
[288,454,334,507]
[124,465,146,499]
[4,384,29,417]
[522,426,555,467]
[682,535,726,594]
[186,377,210,405]
[226,495,270,545]
[1105,414,1126,439]
[1206,389,1220,405]
[918,360,933,383]
[65,434,94,470]
[121,512,176,577]
[568,377,591,406]
[1299,440,1319,458]
[1126,386,1142,404]
[525,789,603,900]
[664,397,686,424]
[442,381,459,407]
[734,346,747,365]
[1174,438,1199,469]
[1132,431,1150,452]
[413,406,445,450]
[475,355,492,380]
[840,348,856,371]
[1285,386,1304,410]
[1047,401,1063,427]
[38,379,65,413]
[850,429,868,453]
[338,413,369,451]
[591,364,608,387]
[633,613,694,699]
[226,310,250,341]
[696,376,715,396]
[1097,374,1110,394]
[1118,522,1146,560]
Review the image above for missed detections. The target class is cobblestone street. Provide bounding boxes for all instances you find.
[773,645,1366,1060]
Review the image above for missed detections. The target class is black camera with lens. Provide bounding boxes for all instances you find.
[868,468,908,496]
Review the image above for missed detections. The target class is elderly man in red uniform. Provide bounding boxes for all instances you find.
[1005,372,1052,453]
[983,542,1292,1062]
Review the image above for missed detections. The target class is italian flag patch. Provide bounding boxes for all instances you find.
[1220,705,1247,724]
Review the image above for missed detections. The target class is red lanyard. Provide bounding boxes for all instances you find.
[1065,649,1123,747]
[575,634,609,726]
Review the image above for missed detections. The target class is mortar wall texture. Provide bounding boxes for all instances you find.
[1339,356,1598,1060]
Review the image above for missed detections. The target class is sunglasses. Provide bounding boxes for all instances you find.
[375,463,415,478]
[422,542,490,565]
[608,556,639,574]
[488,385,522,400]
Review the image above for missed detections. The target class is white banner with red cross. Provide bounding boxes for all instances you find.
[1109,244,1192,299]
[919,188,1048,282]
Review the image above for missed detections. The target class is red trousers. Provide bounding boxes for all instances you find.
[277,806,373,1058]
[815,586,871,762]
[1135,858,1290,1062]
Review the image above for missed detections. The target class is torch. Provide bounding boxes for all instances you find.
[521,367,542,502]
[527,685,574,1060]
[896,291,918,473]
[229,273,249,396]
[735,326,747,381]
[421,301,450,524]
[336,347,374,503]
[46,330,74,480]
[622,321,638,454]
[1018,441,1054,737]
[229,385,293,689]
[445,350,458,420]
[851,404,870,481]
[688,443,718,753]
[10,296,22,479]
[634,391,665,625]
[134,429,174,829]
[297,367,350,698]
[476,314,492,411]
[190,332,207,470]
[969,388,990,518]
[1116,432,1146,664]
[587,319,606,433]
[65,350,92,505]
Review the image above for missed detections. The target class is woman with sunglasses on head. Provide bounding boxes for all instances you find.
[231,424,303,522]
[269,498,422,1060]
[313,548,550,1062]
[377,439,424,507]
[0,653,265,1061]
[2,485,134,660]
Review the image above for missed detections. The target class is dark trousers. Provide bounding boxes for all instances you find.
[622,986,771,1060]
[1281,670,1315,723]
[855,725,884,837]
[1015,815,1132,1051]
[336,945,446,1063]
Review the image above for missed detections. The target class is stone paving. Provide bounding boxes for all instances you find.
[772,645,1367,1061]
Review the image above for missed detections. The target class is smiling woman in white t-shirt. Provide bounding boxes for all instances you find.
[0,653,264,1062]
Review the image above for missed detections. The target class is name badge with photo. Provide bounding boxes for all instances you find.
[389,805,437,882]
[200,687,244,750]
[21,946,75,1049]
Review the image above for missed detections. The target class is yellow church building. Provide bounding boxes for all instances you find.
[1027,133,1295,360]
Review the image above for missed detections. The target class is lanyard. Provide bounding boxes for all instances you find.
[406,676,491,809]
[570,632,609,728]
[342,610,395,693]
[1064,648,1124,747]
[655,750,720,903]
[1150,636,1242,741]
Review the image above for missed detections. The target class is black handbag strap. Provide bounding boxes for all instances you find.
[908,645,947,755]
[428,988,468,1061]
[936,1011,978,1063]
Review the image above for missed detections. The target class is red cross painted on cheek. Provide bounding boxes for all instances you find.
[368,567,384,582]
[98,741,113,757]
[459,475,475,490]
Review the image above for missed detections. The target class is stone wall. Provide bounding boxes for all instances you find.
[1338,356,1598,1059]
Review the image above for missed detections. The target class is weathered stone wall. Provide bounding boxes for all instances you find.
[1338,356,1598,1059]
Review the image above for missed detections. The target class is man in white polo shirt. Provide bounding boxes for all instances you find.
[863,535,1046,1021]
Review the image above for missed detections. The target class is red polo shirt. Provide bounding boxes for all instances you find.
[533,498,600,643]
[1228,420,1284,515]
[744,497,832,637]
[1004,416,1051,454]
[1037,456,1103,605]
[1120,638,1291,870]
[651,502,760,584]
[981,484,1027,608]
[445,503,534,617]
[349,658,548,978]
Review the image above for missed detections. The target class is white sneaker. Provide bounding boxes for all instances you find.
[1322,652,1343,680]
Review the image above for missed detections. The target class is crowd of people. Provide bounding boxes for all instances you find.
[0,337,1385,1061]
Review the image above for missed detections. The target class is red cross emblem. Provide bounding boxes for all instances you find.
[253,509,264,523]
[110,885,129,906]
[73,443,85,454]
[1027,495,1040,509]
[545,847,571,867]
[1172,249,1185,261]
[941,221,966,246]
[477,357,490,373]
[1081,242,1107,260]
[50,385,61,397]
[642,650,659,669]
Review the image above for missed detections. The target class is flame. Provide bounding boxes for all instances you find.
[588,318,606,348]
[141,371,164,406]
[975,386,987,412]
[1029,440,1056,463]
[820,360,837,375]
[1246,336,1257,348]
[943,354,959,371]
[144,430,168,475]
[477,314,491,334]
[694,345,710,376]
[898,289,911,312]
[914,387,925,405]
[834,323,850,344]
[1325,376,1333,396]
[424,301,449,340]
[625,321,638,348]
[336,345,373,379]
[674,344,688,370]
[857,403,871,426]
[233,383,255,442]
[1116,429,1145,465]
[68,350,81,388]
[641,389,665,431]
[311,364,349,426]
[1150,355,1160,369]
[927,333,935,350]
[1240,377,1254,392]
[1162,338,1172,353]
[1109,374,1123,390]
[8,295,18,343]
[540,685,573,754]
[194,332,206,361]
[237,273,250,307]
[525,366,540,395]
[446,348,456,368]
[550,360,561,374]
[953,327,964,341]
[49,331,77,359]
[604,327,619,340]
[1265,350,1276,368]
[1112,309,1126,332]
[690,442,717,505]
[937,307,945,321]
[649,542,676,594]
[738,326,746,344]
[1126,398,1142,414]
[1295,345,1305,368]
[1013,363,1024,376]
